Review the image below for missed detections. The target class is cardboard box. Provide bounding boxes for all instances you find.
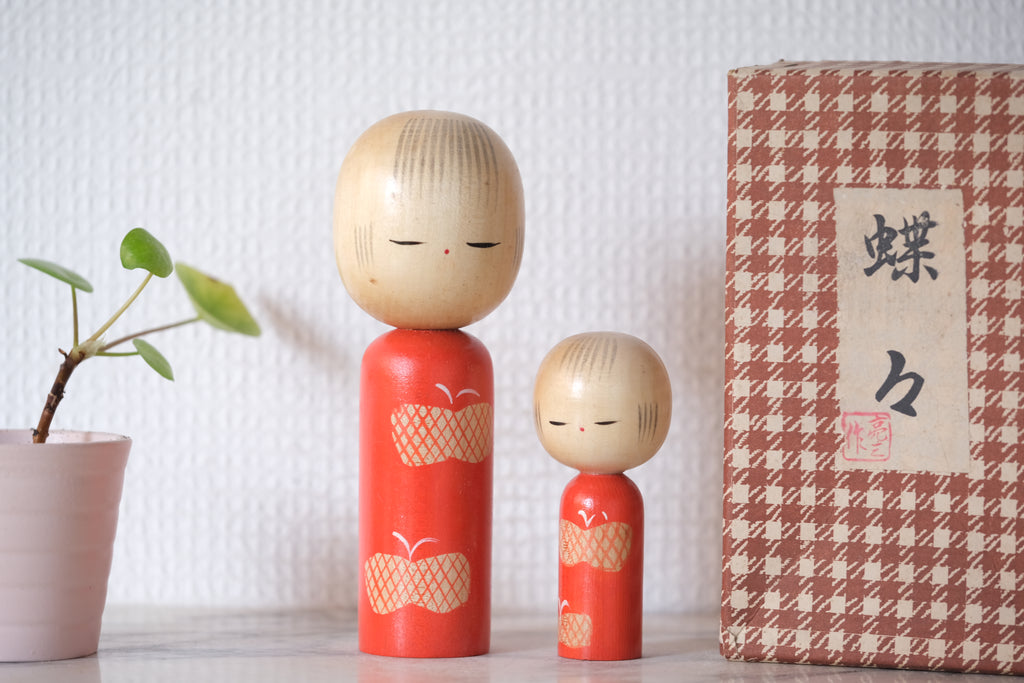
[721,61,1023,674]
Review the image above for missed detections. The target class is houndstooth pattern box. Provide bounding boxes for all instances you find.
[721,62,1023,675]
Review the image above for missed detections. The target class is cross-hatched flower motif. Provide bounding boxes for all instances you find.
[364,551,471,614]
[559,520,633,571]
[390,402,492,466]
[559,611,593,648]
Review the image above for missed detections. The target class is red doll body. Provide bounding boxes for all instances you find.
[359,329,493,657]
[558,472,644,660]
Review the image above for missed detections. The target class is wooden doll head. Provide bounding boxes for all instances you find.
[334,110,525,330]
[534,332,672,474]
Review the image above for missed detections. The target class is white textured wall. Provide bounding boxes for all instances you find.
[2,1,1022,611]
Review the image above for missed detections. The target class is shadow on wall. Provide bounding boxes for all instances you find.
[656,213,727,610]
[294,519,360,608]
[253,291,362,606]
[257,292,356,378]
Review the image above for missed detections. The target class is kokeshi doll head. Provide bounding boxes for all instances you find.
[534,332,672,474]
[334,110,525,330]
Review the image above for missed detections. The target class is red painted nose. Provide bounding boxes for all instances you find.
[444,248,450,254]
[579,427,585,432]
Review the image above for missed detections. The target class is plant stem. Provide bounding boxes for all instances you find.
[33,315,202,442]
[33,348,85,444]
[100,316,201,352]
[85,272,153,344]
[34,274,205,443]
[72,287,80,347]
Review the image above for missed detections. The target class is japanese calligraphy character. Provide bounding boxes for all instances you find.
[875,350,924,417]
[863,214,899,277]
[893,211,938,283]
[862,211,939,282]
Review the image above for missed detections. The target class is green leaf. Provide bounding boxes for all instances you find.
[176,262,261,336]
[133,339,174,380]
[18,258,94,292]
[120,228,173,278]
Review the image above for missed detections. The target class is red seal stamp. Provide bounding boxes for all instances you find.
[841,412,892,462]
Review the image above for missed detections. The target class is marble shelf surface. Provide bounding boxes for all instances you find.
[0,608,1007,682]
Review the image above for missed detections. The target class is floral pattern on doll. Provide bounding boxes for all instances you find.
[391,383,493,466]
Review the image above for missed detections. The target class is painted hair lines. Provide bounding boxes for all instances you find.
[392,116,500,207]
[560,335,619,381]
[638,402,659,443]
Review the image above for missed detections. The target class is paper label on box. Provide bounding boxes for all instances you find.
[834,187,969,473]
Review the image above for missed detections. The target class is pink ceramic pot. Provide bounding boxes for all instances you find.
[0,429,130,661]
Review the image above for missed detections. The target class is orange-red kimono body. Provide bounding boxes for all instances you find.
[358,329,493,658]
[558,472,644,660]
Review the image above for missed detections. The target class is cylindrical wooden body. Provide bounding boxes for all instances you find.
[358,329,493,657]
[558,472,644,660]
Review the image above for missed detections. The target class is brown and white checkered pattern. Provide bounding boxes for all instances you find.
[721,62,1023,675]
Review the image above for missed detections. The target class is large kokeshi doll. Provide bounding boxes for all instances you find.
[334,111,524,657]
[534,332,671,660]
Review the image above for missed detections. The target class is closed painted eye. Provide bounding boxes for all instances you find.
[594,420,619,426]
[389,239,423,246]
[466,242,500,248]
[548,420,567,426]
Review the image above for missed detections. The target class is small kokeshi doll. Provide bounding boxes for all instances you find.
[534,332,671,660]
[334,111,524,658]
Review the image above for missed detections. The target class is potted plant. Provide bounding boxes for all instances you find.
[1,228,259,661]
